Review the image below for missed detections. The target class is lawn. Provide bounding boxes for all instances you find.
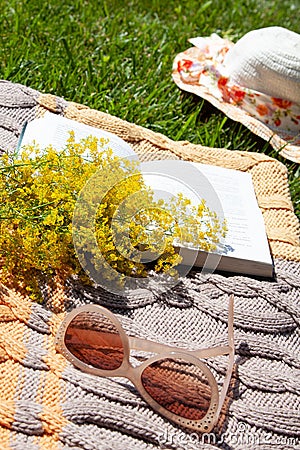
[1,0,299,217]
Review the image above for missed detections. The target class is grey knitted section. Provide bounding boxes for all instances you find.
[9,437,39,450]
[4,258,296,450]
[0,81,300,450]
[0,81,41,153]
[55,259,300,449]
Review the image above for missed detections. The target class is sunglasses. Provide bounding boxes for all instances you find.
[55,295,234,432]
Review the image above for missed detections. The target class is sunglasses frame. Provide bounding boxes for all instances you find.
[55,295,234,432]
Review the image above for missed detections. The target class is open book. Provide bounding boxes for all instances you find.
[18,112,274,278]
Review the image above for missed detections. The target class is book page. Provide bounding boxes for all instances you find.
[142,160,272,266]
[191,163,271,264]
[18,112,137,161]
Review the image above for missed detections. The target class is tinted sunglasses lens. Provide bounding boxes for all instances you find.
[141,358,211,420]
[64,311,124,370]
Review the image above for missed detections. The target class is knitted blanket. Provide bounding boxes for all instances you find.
[0,80,300,450]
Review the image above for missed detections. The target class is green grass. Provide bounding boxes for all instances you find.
[1,0,299,218]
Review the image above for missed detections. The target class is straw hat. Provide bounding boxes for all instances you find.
[172,27,300,163]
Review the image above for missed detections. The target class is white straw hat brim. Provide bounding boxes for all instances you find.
[172,32,300,164]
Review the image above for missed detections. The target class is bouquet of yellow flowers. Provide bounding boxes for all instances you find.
[0,133,226,300]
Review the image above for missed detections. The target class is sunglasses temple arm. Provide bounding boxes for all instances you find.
[216,294,235,418]
[129,294,234,359]
[129,335,232,357]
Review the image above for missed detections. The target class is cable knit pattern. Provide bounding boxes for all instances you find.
[0,81,299,449]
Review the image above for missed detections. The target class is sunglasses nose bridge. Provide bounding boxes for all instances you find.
[124,364,142,388]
